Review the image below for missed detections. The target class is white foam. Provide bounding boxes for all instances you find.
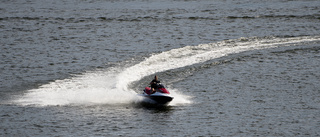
[15,69,137,106]
[14,36,320,106]
[116,36,320,89]
[168,89,192,105]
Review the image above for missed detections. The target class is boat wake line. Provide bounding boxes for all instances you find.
[13,36,320,106]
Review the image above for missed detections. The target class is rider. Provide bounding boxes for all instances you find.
[150,75,160,93]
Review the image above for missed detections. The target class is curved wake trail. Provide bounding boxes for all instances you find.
[116,36,320,90]
[14,36,320,106]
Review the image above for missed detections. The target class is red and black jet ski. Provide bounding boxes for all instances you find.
[141,83,173,105]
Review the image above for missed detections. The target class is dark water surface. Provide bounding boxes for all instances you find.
[1,0,320,136]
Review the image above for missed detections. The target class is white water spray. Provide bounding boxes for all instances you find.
[116,36,320,89]
[14,36,320,106]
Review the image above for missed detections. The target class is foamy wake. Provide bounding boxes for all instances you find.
[14,62,193,106]
[14,36,320,106]
[15,69,136,106]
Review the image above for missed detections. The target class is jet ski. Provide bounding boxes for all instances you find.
[140,83,173,105]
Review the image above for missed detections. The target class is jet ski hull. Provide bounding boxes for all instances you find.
[141,87,173,105]
[141,94,173,105]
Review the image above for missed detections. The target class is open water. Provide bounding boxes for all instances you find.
[1,0,320,136]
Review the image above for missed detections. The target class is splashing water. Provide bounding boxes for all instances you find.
[14,36,320,106]
[15,69,135,106]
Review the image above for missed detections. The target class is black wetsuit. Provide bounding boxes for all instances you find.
[150,79,160,89]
